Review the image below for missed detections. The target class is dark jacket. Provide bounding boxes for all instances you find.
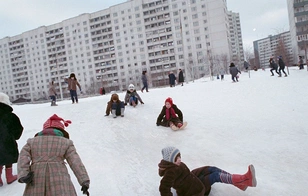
[169,73,176,85]
[278,58,285,69]
[105,94,123,115]
[229,65,241,77]
[178,70,184,83]
[158,160,205,196]
[0,103,23,165]
[141,73,148,84]
[269,59,278,69]
[156,104,183,127]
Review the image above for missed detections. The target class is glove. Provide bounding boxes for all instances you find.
[141,102,144,104]
[104,114,109,116]
[124,103,127,106]
[18,171,34,184]
[81,182,90,196]
[156,123,160,126]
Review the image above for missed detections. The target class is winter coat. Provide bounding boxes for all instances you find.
[0,103,23,165]
[18,130,90,196]
[158,160,205,196]
[178,71,184,83]
[48,82,57,96]
[124,90,143,104]
[65,78,81,91]
[169,73,176,86]
[156,104,183,127]
[142,74,148,85]
[105,94,123,115]
[269,59,278,69]
[278,58,285,69]
[229,66,241,77]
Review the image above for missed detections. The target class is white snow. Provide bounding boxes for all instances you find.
[1,66,308,195]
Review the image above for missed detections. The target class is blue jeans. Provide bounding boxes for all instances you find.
[129,96,138,105]
[70,90,78,103]
[142,82,148,91]
[50,95,56,102]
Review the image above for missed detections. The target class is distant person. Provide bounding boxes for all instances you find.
[156,97,187,131]
[298,56,304,70]
[17,114,90,196]
[0,92,24,186]
[244,61,250,70]
[124,84,144,107]
[168,72,176,87]
[105,93,125,118]
[229,63,241,82]
[141,70,149,93]
[100,87,106,95]
[269,57,279,76]
[220,68,225,81]
[277,56,287,77]
[48,81,58,106]
[65,73,82,104]
[178,69,184,86]
[158,146,257,196]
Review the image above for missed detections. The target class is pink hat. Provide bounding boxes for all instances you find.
[43,114,71,131]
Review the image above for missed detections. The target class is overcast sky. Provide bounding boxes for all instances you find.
[0,0,289,48]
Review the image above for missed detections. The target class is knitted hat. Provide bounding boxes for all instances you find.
[43,114,72,131]
[162,146,180,163]
[0,92,11,105]
[165,97,173,106]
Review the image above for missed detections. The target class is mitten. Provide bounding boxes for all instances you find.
[81,181,90,196]
[18,171,34,184]
[156,123,160,126]
[141,102,144,104]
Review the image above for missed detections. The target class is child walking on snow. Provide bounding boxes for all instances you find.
[105,94,125,118]
[17,114,90,196]
[158,146,257,196]
[156,97,187,131]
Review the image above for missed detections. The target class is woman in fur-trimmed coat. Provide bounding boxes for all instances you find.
[17,114,90,196]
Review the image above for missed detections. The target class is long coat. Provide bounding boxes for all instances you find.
[65,78,81,91]
[229,66,241,77]
[156,104,183,127]
[18,133,90,196]
[168,73,176,86]
[0,103,23,165]
[158,160,205,196]
[178,71,184,83]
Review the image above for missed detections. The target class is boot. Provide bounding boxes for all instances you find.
[178,122,187,130]
[232,165,257,188]
[0,166,3,187]
[112,109,117,118]
[121,108,125,117]
[284,74,288,77]
[5,167,17,184]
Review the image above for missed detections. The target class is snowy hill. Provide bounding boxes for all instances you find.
[2,67,308,195]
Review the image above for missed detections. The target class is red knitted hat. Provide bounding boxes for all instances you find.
[43,114,72,131]
[165,97,173,106]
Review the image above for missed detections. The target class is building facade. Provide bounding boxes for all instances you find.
[287,0,308,63]
[0,0,235,102]
[253,31,293,68]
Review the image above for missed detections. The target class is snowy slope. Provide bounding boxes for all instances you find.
[1,67,308,195]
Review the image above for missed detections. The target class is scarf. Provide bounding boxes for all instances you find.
[165,107,177,120]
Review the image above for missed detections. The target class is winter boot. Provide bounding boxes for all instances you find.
[121,108,125,117]
[231,165,257,188]
[284,74,288,77]
[5,167,17,184]
[178,122,187,130]
[0,166,3,187]
[112,109,117,118]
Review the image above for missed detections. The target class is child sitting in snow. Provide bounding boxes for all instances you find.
[124,84,144,107]
[17,114,90,196]
[105,94,125,118]
[156,97,187,130]
[158,146,257,196]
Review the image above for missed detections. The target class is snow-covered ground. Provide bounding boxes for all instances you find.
[1,67,308,195]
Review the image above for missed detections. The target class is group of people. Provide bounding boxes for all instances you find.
[168,69,185,87]
[269,56,288,77]
[0,92,90,195]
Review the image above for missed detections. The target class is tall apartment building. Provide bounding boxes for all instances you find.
[253,31,293,68]
[0,0,233,102]
[287,0,308,63]
[228,11,244,67]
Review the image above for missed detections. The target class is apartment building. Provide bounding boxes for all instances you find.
[253,31,293,68]
[0,0,233,102]
[287,0,308,63]
[228,11,244,67]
